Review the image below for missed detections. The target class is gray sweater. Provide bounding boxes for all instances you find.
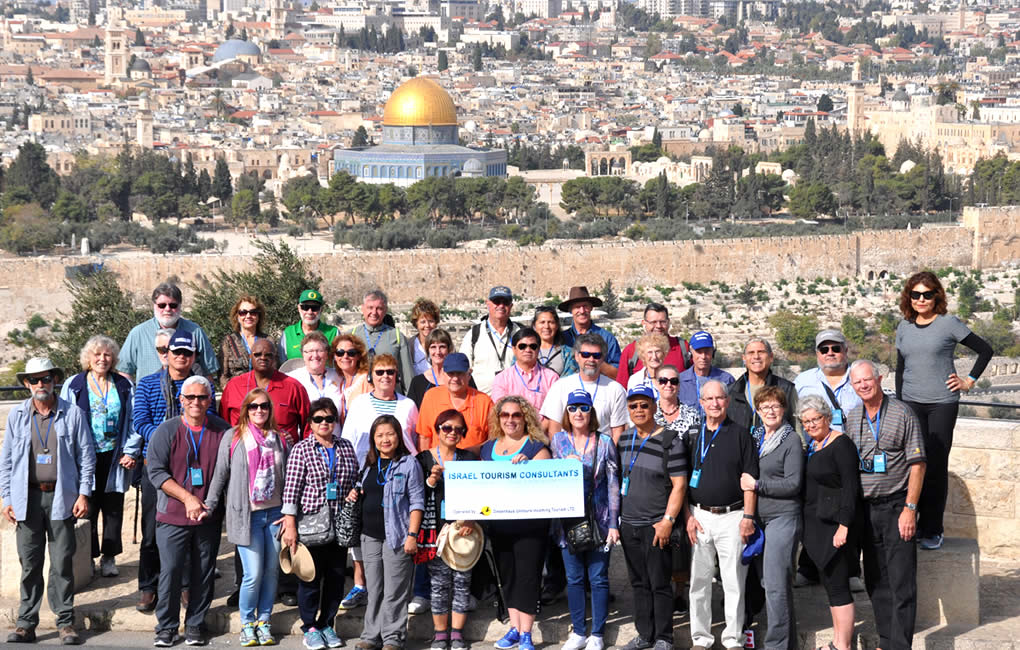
[756,429,804,520]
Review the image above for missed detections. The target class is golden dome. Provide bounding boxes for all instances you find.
[382,77,458,127]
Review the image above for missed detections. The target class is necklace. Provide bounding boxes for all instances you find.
[660,401,679,416]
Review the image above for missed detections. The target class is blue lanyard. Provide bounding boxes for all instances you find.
[539,346,553,365]
[187,423,207,464]
[514,363,542,394]
[570,432,592,458]
[309,373,327,399]
[241,335,257,370]
[363,325,384,353]
[578,376,599,403]
[319,444,336,481]
[33,410,54,452]
[754,428,766,457]
[88,372,111,409]
[865,409,881,444]
[625,430,652,478]
[807,432,833,460]
[487,321,509,347]
[430,367,440,386]
[376,456,396,486]
[697,421,723,468]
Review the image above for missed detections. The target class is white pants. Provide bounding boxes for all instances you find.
[689,508,748,649]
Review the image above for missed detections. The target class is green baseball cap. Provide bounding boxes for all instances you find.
[299,289,324,305]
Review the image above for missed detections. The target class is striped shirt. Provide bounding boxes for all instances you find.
[369,394,399,415]
[618,427,688,526]
[844,396,926,500]
[133,370,217,457]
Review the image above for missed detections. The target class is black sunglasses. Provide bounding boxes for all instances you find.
[26,375,54,385]
[818,344,843,354]
[910,290,936,300]
[628,402,652,410]
[299,303,322,311]
[237,309,260,317]
[657,376,680,386]
[170,349,194,357]
[579,351,603,360]
[374,368,397,377]
[181,394,210,402]
[155,346,170,355]
[247,402,271,412]
[311,415,337,424]
[155,302,179,310]
[491,298,512,306]
[438,424,468,435]
[516,343,539,351]
[251,352,274,359]
[335,348,360,357]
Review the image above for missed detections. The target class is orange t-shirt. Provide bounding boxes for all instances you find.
[416,386,493,450]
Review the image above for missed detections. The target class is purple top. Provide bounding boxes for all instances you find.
[550,430,620,546]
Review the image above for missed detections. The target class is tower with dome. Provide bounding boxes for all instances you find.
[332,77,507,188]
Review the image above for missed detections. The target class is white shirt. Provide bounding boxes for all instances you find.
[460,319,520,396]
[341,392,419,466]
[540,373,628,436]
[287,366,343,434]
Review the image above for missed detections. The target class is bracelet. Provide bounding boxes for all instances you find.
[407,532,419,537]
[742,514,755,520]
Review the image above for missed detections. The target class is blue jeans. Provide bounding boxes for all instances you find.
[561,547,610,637]
[237,507,282,624]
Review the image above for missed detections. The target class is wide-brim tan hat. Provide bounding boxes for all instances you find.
[279,542,316,582]
[557,286,603,313]
[16,357,64,385]
[438,522,485,572]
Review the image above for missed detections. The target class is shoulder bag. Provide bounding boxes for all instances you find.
[564,435,604,555]
[335,493,363,548]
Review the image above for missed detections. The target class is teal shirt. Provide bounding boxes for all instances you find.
[88,383,121,453]
[117,317,218,379]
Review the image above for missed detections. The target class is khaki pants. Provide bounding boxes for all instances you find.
[16,487,77,629]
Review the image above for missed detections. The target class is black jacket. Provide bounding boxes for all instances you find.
[727,370,798,432]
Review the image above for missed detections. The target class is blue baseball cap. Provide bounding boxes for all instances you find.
[443,352,470,374]
[689,331,715,350]
[741,523,765,565]
[627,385,656,402]
[168,331,196,352]
[566,389,593,407]
[489,286,512,300]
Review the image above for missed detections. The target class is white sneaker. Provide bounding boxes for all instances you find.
[584,636,604,650]
[100,556,119,577]
[561,632,587,650]
[408,596,431,614]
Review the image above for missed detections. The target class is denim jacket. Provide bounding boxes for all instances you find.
[358,454,424,550]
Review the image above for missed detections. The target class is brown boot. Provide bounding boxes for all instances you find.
[59,626,82,645]
[136,590,157,612]
[6,627,36,643]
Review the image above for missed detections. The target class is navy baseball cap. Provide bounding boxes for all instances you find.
[443,352,470,374]
[689,331,715,350]
[168,331,196,352]
[489,286,513,301]
[742,523,765,565]
[627,385,656,402]
[566,389,594,407]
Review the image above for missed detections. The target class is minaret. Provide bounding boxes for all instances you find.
[136,93,154,148]
[847,83,865,135]
[270,0,286,39]
[959,0,965,30]
[104,7,128,86]
[851,57,862,82]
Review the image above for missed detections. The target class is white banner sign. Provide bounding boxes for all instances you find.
[444,459,584,520]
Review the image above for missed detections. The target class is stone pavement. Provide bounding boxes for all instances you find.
[0,484,1016,649]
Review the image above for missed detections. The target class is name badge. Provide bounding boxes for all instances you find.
[831,409,844,427]
[873,452,887,474]
[36,454,53,465]
[104,417,117,436]
[440,498,445,520]
[690,469,702,489]
[190,467,204,487]
[621,476,630,496]
[326,482,338,500]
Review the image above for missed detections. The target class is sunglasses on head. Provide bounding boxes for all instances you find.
[817,344,843,354]
[26,375,54,385]
[155,302,179,310]
[181,393,210,402]
[334,348,360,357]
[579,351,603,360]
[247,402,271,412]
[438,424,468,435]
[566,404,591,413]
[657,376,680,386]
[628,402,652,411]
[311,415,337,424]
[155,346,170,355]
[516,342,539,351]
[170,348,194,357]
[237,309,260,317]
[910,290,936,300]
[299,303,321,312]
[374,368,397,377]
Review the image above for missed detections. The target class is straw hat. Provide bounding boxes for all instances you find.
[438,522,485,572]
[279,542,316,582]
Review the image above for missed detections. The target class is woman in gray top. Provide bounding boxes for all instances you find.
[739,385,804,650]
[895,270,993,550]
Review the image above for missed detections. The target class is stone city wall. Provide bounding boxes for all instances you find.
[0,225,977,318]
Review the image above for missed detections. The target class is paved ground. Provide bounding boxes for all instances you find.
[1,488,1017,649]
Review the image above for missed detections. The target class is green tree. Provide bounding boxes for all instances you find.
[51,190,90,222]
[652,128,662,150]
[841,314,867,344]
[438,49,449,71]
[768,309,819,355]
[472,46,483,71]
[25,67,34,86]
[197,168,212,201]
[0,203,62,253]
[600,279,621,318]
[134,30,146,46]
[211,158,232,201]
[5,141,60,208]
[955,276,981,319]
[282,174,327,226]
[817,93,834,113]
[231,188,261,226]
[352,125,370,147]
[969,318,1017,355]
[788,181,837,217]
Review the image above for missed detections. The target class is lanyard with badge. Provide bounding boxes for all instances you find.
[821,376,845,428]
[578,375,599,404]
[691,421,722,488]
[486,320,512,369]
[363,324,384,355]
[187,424,207,487]
[34,412,54,466]
[514,363,543,394]
[89,372,117,437]
[320,444,338,500]
[861,403,887,473]
[241,335,258,370]
[621,427,660,496]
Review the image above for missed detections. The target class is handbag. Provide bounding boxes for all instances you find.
[298,502,335,546]
[335,494,363,548]
[564,435,604,555]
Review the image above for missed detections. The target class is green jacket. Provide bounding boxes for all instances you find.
[279,321,339,360]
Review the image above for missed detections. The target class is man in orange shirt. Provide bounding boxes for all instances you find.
[417,353,492,452]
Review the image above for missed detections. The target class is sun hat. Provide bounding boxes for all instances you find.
[438,521,485,572]
[557,286,603,312]
[16,357,64,384]
[279,542,316,582]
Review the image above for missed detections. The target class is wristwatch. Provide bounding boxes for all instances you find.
[905,502,917,512]
[742,514,755,520]
[662,513,676,523]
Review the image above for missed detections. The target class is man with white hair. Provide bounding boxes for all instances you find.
[350,289,414,393]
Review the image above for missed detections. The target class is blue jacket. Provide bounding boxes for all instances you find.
[676,366,736,409]
[0,397,96,521]
[358,454,424,550]
[60,372,141,493]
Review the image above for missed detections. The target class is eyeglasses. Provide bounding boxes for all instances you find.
[26,375,54,385]
[499,411,525,419]
[910,290,936,301]
[801,416,826,427]
[299,303,322,312]
[566,405,591,413]
[251,352,274,359]
[438,424,468,435]
[817,344,843,354]
[491,298,512,307]
[334,348,360,358]
[628,402,652,411]
[155,346,170,355]
[247,402,271,412]
[181,394,210,402]
[516,343,539,351]
[374,368,397,377]
[758,404,783,413]
[579,351,603,360]
[170,349,194,357]
[657,376,680,386]
[237,309,260,317]
[155,302,179,310]
[311,415,337,424]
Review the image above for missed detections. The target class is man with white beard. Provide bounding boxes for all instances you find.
[117,282,218,383]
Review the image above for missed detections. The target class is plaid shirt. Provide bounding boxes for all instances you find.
[281,434,358,517]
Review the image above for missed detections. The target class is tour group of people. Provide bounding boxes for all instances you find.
[0,271,993,650]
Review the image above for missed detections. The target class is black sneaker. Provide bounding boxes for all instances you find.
[619,638,653,650]
[154,630,178,647]
[185,626,206,646]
